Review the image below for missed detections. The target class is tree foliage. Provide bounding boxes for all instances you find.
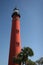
[13,47,35,65]
[36,57,43,65]
[26,59,36,65]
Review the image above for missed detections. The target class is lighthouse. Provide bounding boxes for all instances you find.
[8,8,21,65]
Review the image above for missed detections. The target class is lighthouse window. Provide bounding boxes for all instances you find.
[16,29,19,33]
[16,42,19,46]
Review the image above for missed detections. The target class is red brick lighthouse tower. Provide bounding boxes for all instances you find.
[8,8,21,65]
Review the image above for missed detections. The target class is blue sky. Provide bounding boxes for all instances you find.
[0,0,43,65]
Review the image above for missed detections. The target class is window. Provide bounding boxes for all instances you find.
[16,29,19,33]
[16,42,19,46]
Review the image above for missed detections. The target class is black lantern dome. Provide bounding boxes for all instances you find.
[12,8,20,18]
